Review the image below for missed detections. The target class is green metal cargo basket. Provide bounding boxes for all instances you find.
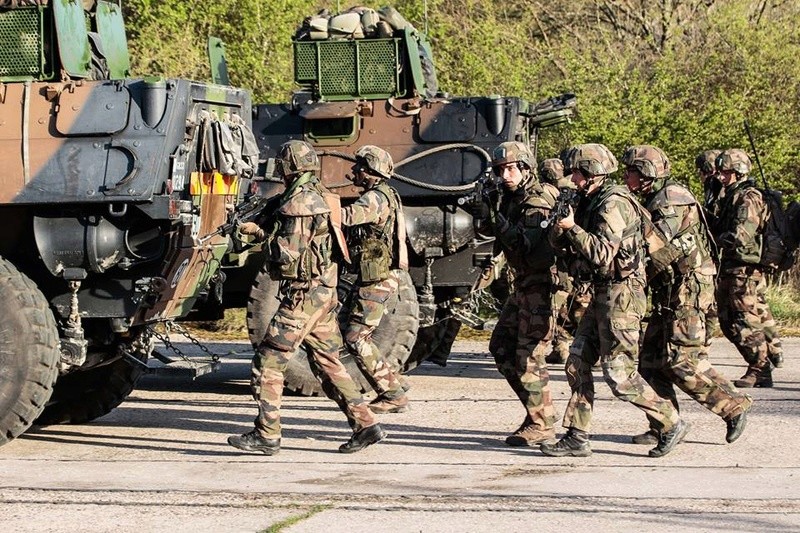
[0,6,49,81]
[293,38,403,101]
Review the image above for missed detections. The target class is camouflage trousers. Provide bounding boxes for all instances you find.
[716,268,782,369]
[562,277,680,434]
[252,282,375,438]
[344,272,405,398]
[488,283,556,431]
[640,273,751,425]
[551,287,591,361]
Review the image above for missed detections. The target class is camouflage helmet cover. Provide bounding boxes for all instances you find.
[695,149,722,175]
[354,145,394,179]
[716,148,752,175]
[621,145,671,180]
[276,140,320,177]
[492,141,534,170]
[539,158,564,184]
[566,143,618,176]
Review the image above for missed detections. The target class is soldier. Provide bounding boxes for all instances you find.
[621,145,751,446]
[541,143,688,458]
[696,149,724,222]
[712,148,783,387]
[340,145,410,414]
[538,158,588,365]
[228,140,385,455]
[480,141,559,447]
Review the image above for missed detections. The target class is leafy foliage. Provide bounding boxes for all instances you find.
[122,0,800,199]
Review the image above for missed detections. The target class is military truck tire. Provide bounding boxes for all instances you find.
[403,317,462,372]
[247,268,419,396]
[0,258,60,445]
[35,330,150,425]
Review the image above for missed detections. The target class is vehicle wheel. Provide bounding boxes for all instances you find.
[247,268,419,396]
[0,258,60,445]
[403,316,462,372]
[35,328,151,425]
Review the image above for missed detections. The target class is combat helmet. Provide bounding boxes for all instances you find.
[695,149,722,175]
[354,145,394,179]
[539,158,575,189]
[566,143,618,176]
[716,149,752,176]
[621,145,671,180]
[276,140,320,178]
[491,141,534,172]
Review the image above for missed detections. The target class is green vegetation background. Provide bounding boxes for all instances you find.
[121,0,800,334]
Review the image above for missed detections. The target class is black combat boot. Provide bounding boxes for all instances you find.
[725,409,749,443]
[227,430,281,455]
[649,419,690,458]
[339,424,387,453]
[540,429,592,457]
[769,352,784,369]
[734,366,773,388]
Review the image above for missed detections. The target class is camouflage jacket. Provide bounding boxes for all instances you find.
[493,178,559,286]
[713,178,765,271]
[642,179,716,278]
[342,181,398,247]
[268,172,337,288]
[558,181,646,283]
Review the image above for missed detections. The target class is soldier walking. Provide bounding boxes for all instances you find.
[340,145,410,414]
[696,149,724,223]
[620,145,751,446]
[712,149,783,387]
[479,142,559,447]
[228,140,385,455]
[541,143,688,458]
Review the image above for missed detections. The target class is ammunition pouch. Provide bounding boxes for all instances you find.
[359,236,391,283]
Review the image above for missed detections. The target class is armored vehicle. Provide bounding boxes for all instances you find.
[220,7,575,395]
[0,0,257,445]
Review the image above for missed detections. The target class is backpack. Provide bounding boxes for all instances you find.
[759,188,800,272]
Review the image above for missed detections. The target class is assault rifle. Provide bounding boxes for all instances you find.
[457,168,501,213]
[540,189,579,229]
[198,193,279,244]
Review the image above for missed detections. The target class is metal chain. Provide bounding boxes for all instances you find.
[147,321,220,364]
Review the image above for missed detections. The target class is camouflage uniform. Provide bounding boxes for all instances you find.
[486,142,559,445]
[539,158,588,364]
[713,149,782,386]
[543,144,685,458]
[342,174,408,411]
[250,170,377,437]
[229,141,383,456]
[622,149,751,439]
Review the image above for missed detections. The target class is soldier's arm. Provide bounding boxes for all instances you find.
[495,202,552,254]
[341,190,390,227]
[565,197,628,270]
[271,215,306,268]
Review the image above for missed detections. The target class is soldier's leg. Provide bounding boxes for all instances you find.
[344,277,405,398]
[561,297,600,434]
[666,275,752,421]
[250,290,323,438]
[639,308,679,411]
[303,285,377,432]
[547,290,571,364]
[755,273,783,368]
[598,281,680,434]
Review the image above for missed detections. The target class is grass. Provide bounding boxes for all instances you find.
[259,504,331,533]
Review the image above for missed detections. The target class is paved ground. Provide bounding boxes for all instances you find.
[2,338,799,532]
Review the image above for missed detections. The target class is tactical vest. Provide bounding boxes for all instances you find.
[350,181,401,283]
[645,180,717,277]
[715,179,763,267]
[575,183,645,282]
[270,177,335,283]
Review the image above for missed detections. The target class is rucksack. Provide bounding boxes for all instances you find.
[758,187,800,272]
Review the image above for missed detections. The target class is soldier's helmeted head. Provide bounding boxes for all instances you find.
[351,145,393,189]
[716,148,752,187]
[621,144,670,194]
[565,143,618,193]
[276,140,319,185]
[695,149,722,178]
[539,158,575,190]
[491,141,534,191]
